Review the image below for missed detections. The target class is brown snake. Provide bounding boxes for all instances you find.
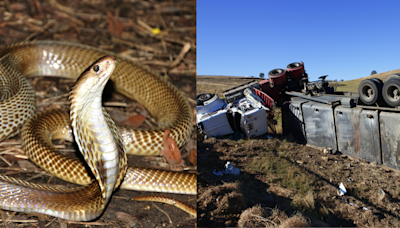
[0,41,196,221]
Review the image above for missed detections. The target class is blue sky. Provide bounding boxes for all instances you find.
[197,0,400,81]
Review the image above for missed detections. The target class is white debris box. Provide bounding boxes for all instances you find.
[240,108,268,138]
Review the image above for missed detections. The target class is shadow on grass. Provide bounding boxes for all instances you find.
[281,136,400,225]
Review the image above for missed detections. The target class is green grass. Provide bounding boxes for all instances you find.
[335,81,361,92]
[250,146,314,195]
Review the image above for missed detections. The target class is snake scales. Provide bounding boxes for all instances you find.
[0,41,196,221]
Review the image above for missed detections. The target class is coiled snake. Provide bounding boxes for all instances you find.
[0,41,196,221]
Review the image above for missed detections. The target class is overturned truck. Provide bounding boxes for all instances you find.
[283,73,400,171]
[196,81,269,138]
[198,62,400,171]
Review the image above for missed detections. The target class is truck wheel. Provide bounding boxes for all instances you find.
[383,78,400,107]
[197,93,215,106]
[358,79,381,105]
[371,78,383,87]
[386,73,400,82]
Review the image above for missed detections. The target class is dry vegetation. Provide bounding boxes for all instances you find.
[198,136,400,227]
[237,205,309,228]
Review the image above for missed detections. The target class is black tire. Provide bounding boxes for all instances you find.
[370,78,386,106]
[358,79,381,105]
[386,73,400,82]
[371,78,383,87]
[268,68,285,76]
[382,78,400,107]
[197,93,215,106]
[287,62,302,69]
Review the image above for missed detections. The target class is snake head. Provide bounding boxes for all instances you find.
[70,55,116,106]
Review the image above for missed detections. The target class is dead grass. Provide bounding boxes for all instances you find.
[198,181,240,207]
[237,206,309,228]
[214,191,246,214]
[237,205,268,227]
[277,211,309,228]
[291,190,315,211]
[268,108,283,135]
[197,181,246,215]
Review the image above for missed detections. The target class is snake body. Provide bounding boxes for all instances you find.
[0,41,196,221]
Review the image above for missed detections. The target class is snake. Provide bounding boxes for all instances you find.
[0,41,196,221]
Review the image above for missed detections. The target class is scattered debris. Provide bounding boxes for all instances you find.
[323,147,333,154]
[347,178,354,182]
[338,182,347,196]
[213,161,241,176]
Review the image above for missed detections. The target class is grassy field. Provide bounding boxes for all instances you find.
[198,69,400,96]
[197,75,264,96]
[335,69,400,92]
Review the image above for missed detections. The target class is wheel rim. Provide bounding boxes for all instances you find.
[387,85,400,102]
[362,85,374,101]
[271,69,284,76]
[199,94,211,100]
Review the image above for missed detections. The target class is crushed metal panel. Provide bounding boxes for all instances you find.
[198,109,235,137]
[240,108,268,138]
[302,102,337,150]
[223,80,260,103]
[358,109,381,163]
[335,107,381,163]
[380,111,400,170]
[282,100,308,144]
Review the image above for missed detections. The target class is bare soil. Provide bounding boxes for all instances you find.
[197,133,400,227]
[0,0,196,227]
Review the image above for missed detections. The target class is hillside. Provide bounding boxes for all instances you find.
[197,69,400,95]
[336,69,400,92]
[197,75,264,96]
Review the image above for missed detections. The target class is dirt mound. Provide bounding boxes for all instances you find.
[198,181,246,216]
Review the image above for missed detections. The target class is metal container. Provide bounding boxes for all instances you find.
[302,102,337,150]
[335,106,381,163]
[380,111,400,169]
[282,100,308,143]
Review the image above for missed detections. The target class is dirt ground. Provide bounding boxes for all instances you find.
[0,0,196,227]
[197,132,400,227]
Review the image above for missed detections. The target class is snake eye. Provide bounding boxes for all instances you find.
[93,65,100,72]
